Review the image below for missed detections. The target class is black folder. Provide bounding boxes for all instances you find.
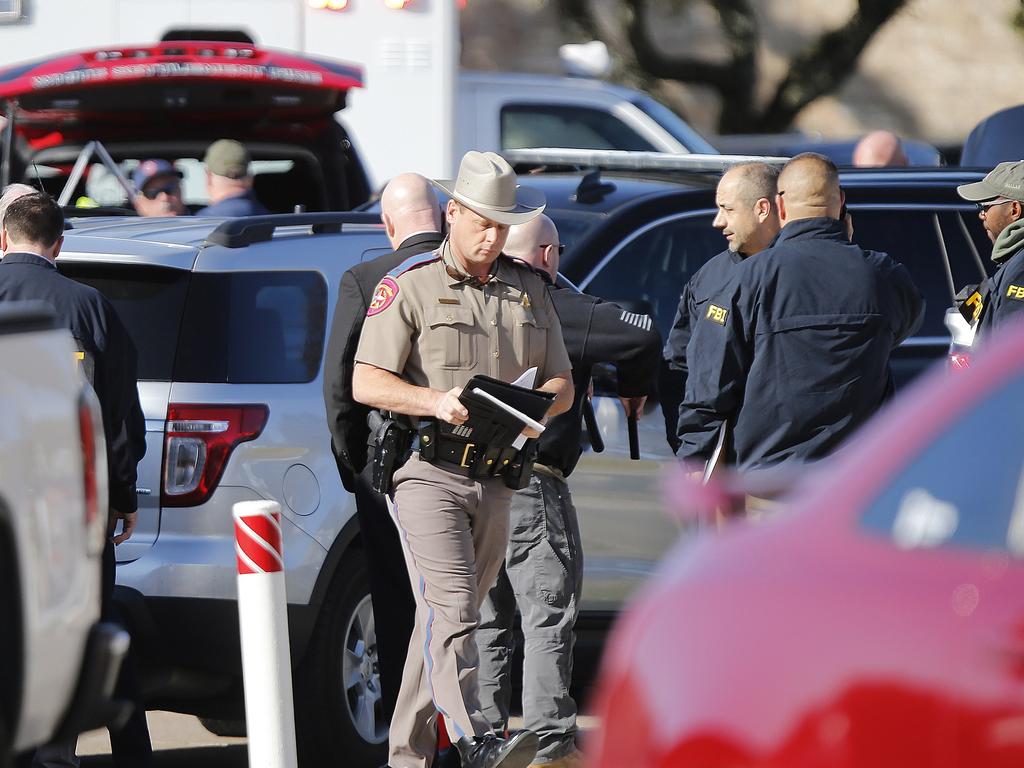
[439,375,555,447]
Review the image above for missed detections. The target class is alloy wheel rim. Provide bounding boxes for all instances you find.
[341,594,387,744]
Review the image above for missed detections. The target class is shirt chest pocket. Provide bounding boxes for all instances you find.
[511,303,549,366]
[427,305,478,369]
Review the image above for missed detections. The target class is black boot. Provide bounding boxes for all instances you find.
[455,730,539,768]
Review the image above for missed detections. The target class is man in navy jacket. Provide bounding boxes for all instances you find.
[678,153,924,470]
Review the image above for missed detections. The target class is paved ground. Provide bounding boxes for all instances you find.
[76,711,597,766]
[79,712,246,767]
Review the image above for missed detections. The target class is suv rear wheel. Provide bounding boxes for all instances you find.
[297,550,386,768]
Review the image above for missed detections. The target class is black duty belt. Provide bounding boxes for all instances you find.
[420,431,518,479]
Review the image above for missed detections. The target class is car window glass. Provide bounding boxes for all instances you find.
[544,210,606,265]
[59,263,190,381]
[583,213,719,338]
[175,271,327,384]
[501,105,658,152]
[849,209,992,337]
[629,95,718,154]
[74,158,299,209]
[860,373,1024,555]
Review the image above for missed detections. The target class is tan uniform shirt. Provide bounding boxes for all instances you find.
[355,249,571,394]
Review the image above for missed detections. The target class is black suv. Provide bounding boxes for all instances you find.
[507,153,991,390]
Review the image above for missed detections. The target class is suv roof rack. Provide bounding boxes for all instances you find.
[206,212,381,248]
[502,148,790,174]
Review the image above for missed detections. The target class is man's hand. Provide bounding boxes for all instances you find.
[620,395,647,419]
[111,509,137,545]
[434,387,469,425]
[520,416,547,440]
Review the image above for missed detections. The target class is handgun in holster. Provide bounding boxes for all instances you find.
[502,440,538,490]
[367,410,412,494]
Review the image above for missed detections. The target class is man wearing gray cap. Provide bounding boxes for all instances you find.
[957,160,1024,339]
[195,139,271,217]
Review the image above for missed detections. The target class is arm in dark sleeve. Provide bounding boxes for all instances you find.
[322,268,367,488]
[660,288,692,452]
[580,297,663,397]
[868,251,925,344]
[99,303,144,513]
[664,286,691,375]
[676,286,752,462]
[982,261,1024,339]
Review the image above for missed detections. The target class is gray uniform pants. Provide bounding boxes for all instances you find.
[387,453,514,768]
[477,472,583,763]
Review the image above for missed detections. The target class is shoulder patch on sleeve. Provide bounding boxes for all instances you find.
[387,250,441,279]
[705,304,728,325]
[1007,284,1024,301]
[367,277,400,316]
[619,310,653,331]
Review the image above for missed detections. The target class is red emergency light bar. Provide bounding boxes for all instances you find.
[0,42,364,101]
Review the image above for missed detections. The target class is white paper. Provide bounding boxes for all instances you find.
[701,422,729,485]
[512,367,538,388]
[471,387,546,452]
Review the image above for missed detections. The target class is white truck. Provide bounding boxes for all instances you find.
[0,0,715,186]
[0,302,126,767]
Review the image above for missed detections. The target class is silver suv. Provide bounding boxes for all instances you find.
[59,213,394,767]
[57,211,678,766]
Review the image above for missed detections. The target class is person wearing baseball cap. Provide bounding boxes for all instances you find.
[957,160,1024,339]
[132,159,186,217]
[195,139,270,217]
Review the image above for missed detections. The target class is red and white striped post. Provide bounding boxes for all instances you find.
[234,500,298,768]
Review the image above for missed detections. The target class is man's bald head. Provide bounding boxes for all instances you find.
[504,214,560,279]
[852,130,908,168]
[720,162,779,207]
[776,153,843,223]
[380,173,443,249]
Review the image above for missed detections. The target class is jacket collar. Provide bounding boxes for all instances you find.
[774,217,847,245]
[397,231,444,255]
[1,252,55,269]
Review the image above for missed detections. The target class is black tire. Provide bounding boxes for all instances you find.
[296,550,387,768]
[198,717,246,738]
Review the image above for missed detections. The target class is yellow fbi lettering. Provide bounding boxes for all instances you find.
[964,291,984,321]
[1007,285,1024,301]
[706,304,728,325]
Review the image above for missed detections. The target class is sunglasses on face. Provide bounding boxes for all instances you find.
[977,199,1011,213]
[539,243,566,255]
[142,182,181,200]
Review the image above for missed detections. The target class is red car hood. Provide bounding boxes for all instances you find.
[0,41,363,146]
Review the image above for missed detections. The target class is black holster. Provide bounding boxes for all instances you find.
[501,440,537,490]
[367,411,413,494]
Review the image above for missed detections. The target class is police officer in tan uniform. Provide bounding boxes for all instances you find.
[353,151,573,768]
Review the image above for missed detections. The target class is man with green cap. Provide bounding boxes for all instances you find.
[957,161,1024,339]
[196,138,271,217]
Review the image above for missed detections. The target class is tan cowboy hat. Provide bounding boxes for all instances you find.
[432,151,546,225]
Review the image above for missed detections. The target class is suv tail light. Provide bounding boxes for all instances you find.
[78,388,107,556]
[162,404,269,507]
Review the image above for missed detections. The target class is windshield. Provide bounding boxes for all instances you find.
[630,95,718,155]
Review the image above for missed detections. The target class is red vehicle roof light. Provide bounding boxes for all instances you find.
[162,403,268,507]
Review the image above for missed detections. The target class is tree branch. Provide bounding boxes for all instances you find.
[551,0,603,41]
[623,0,737,87]
[756,0,908,131]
